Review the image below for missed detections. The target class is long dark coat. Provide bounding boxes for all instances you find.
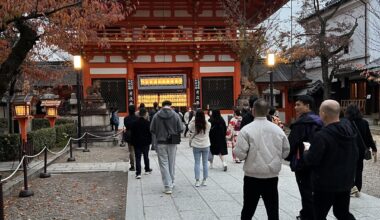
[209,118,228,155]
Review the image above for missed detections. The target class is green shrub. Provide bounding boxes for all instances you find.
[55,123,76,143]
[28,127,56,153]
[31,118,50,131]
[0,134,21,161]
[56,118,75,125]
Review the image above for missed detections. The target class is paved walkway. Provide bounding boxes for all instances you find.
[126,138,380,220]
[47,162,129,173]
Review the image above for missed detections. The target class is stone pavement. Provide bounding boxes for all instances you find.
[126,138,380,220]
[47,162,129,173]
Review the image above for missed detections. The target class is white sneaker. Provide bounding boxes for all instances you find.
[350,186,360,197]
[136,175,141,179]
[195,180,201,187]
[201,179,207,186]
[164,189,172,194]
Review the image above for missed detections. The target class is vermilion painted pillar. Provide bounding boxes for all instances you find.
[17,118,28,143]
[234,61,242,106]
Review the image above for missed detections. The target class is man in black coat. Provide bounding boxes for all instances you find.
[286,95,323,220]
[303,100,357,220]
[131,108,153,179]
[124,105,138,171]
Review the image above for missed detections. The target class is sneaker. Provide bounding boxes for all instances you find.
[136,175,141,179]
[195,180,201,187]
[164,189,172,194]
[201,179,207,186]
[223,165,227,172]
[129,166,135,171]
[350,186,360,197]
[145,169,152,175]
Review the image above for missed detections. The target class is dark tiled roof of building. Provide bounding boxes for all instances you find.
[252,63,311,83]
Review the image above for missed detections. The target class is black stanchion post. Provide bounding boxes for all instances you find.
[83,133,90,152]
[0,175,4,220]
[19,151,33,197]
[67,139,76,162]
[39,148,51,178]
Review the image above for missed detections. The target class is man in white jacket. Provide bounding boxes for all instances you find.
[234,99,290,220]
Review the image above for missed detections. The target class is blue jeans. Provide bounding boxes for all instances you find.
[192,147,209,180]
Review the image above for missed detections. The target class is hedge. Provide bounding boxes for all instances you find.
[55,123,76,143]
[31,118,50,131]
[56,118,75,125]
[28,127,56,153]
[32,118,75,131]
[0,134,21,161]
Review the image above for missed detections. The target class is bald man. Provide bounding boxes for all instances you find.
[303,100,358,220]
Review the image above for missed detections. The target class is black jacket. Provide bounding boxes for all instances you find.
[286,112,323,171]
[124,114,138,130]
[209,118,228,155]
[349,118,377,159]
[240,112,254,130]
[131,117,152,147]
[303,121,358,192]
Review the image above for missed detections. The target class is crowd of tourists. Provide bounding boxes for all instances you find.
[116,95,377,220]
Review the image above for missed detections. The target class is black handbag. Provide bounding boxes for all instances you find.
[163,119,181,145]
[352,121,372,160]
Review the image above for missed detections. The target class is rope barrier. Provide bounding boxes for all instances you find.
[70,132,88,141]
[86,130,123,139]
[1,156,26,183]
[24,147,47,159]
[46,139,71,155]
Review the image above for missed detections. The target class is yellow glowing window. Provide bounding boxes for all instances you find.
[140,77,184,86]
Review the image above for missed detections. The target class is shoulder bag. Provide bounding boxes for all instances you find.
[163,119,181,145]
[352,121,372,160]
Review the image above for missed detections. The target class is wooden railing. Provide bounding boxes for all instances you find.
[340,99,366,113]
[96,27,238,42]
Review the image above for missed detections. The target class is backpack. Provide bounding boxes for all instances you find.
[234,119,242,131]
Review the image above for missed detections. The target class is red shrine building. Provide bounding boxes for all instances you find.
[81,0,288,116]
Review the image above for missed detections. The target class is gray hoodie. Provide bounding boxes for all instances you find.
[150,107,183,143]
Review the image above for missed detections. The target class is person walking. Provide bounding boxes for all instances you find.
[149,102,160,151]
[189,109,211,187]
[209,109,228,171]
[226,109,242,163]
[124,105,138,171]
[344,104,377,197]
[286,95,323,220]
[234,99,290,220]
[131,108,153,179]
[183,107,194,137]
[150,100,183,194]
[303,100,358,220]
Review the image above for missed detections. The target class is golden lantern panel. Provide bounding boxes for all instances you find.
[14,105,31,117]
[46,106,58,117]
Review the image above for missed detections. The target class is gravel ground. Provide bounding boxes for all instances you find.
[3,144,130,220]
[4,172,128,220]
[55,145,129,163]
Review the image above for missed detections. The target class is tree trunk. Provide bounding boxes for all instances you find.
[320,55,331,100]
[0,21,38,97]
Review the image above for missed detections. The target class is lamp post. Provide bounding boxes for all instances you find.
[11,94,34,197]
[267,53,276,108]
[73,55,82,148]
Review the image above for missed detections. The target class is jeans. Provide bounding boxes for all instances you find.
[134,145,150,176]
[313,190,356,220]
[295,171,314,220]
[156,144,177,189]
[192,147,209,180]
[241,176,279,220]
[128,143,135,167]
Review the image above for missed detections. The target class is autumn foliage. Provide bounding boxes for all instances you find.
[0,0,139,96]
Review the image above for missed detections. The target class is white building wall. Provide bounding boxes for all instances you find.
[368,0,380,62]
